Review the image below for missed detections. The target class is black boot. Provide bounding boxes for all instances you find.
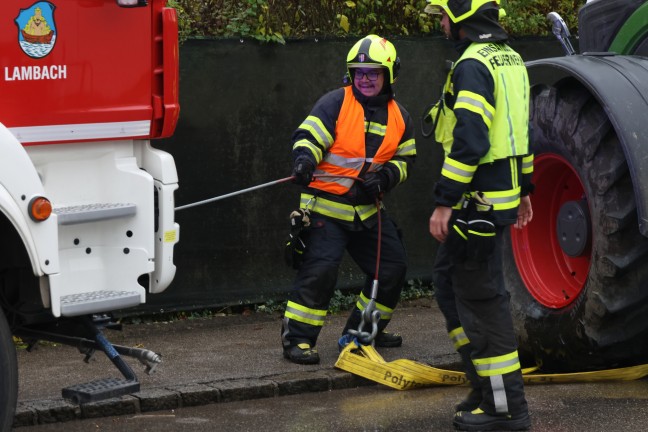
[374,330,402,347]
[453,408,530,431]
[371,314,403,347]
[283,343,320,365]
[458,368,529,430]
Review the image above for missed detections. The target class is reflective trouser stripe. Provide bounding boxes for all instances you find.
[449,326,470,350]
[473,351,521,377]
[490,374,509,414]
[356,292,393,320]
[474,351,521,414]
[284,301,327,327]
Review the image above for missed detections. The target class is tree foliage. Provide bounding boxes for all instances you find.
[503,0,582,36]
[168,0,583,43]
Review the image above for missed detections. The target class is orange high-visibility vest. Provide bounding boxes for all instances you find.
[309,86,405,195]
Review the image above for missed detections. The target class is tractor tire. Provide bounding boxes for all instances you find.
[0,307,18,431]
[503,79,648,371]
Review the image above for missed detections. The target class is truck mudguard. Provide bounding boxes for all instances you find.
[0,123,59,275]
[526,54,648,237]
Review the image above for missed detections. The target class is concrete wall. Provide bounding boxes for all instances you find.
[145,36,564,313]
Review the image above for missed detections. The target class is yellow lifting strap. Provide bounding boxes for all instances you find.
[335,341,648,391]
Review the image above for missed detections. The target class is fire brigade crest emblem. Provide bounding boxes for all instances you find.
[15,1,57,59]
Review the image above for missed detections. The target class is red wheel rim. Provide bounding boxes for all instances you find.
[511,153,591,308]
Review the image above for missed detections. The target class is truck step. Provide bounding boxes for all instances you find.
[53,202,136,225]
[62,378,139,404]
[60,290,141,317]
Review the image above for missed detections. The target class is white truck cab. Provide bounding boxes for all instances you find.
[0,0,181,426]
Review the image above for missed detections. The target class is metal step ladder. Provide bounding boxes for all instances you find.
[53,202,136,225]
[51,200,147,318]
[16,316,161,404]
[60,290,141,317]
[62,377,140,404]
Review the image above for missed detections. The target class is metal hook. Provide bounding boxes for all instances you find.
[348,279,381,345]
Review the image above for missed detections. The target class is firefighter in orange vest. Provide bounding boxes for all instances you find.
[281,35,417,365]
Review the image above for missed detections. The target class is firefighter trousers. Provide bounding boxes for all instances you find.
[282,211,407,350]
[433,225,528,416]
[434,241,482,391]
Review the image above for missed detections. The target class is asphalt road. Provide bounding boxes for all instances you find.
[14,379,648,431]
[12,298,648,431]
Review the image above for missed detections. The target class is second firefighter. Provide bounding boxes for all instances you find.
[281,35,417,365]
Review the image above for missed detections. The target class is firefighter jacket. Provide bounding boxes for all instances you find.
[432,41,534,225]
[292,85,416,226]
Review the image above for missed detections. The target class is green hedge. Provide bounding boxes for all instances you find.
[168,0,582,43]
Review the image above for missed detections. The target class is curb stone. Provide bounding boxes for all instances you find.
[166,383,220,407]
[13,368,373,428]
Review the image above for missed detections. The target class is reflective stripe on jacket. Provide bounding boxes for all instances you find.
[433,42,531,216]
[308,86,406,195]
[300,192,379,222]
[435,43,530,164]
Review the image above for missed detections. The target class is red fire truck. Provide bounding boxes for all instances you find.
[0,0,180,428]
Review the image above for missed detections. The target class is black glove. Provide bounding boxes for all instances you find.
[284,209,311,270]
[291,156,315,186]
[361,171,389,200]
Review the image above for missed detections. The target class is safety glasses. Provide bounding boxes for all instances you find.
[354,69,383,81]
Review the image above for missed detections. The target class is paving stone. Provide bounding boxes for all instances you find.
[23,399,80,424]
[167,383,220,407]
[207,379,276,403]
[12,402,37,428]
[80,395,139,419]
[134,388,180,412]
[270,370,330,396]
